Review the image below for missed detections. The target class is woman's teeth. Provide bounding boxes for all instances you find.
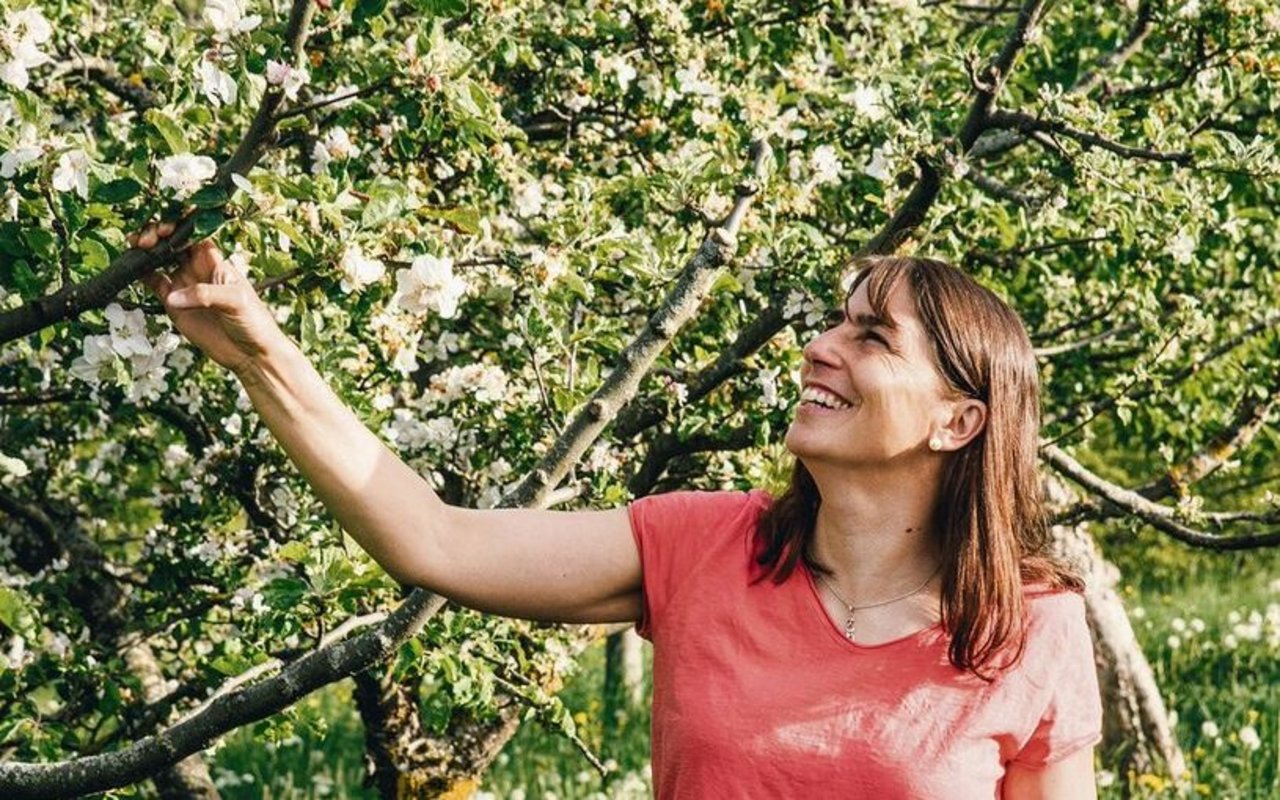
[799,386,853,410]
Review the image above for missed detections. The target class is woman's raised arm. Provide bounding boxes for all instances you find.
[133,224,643,624]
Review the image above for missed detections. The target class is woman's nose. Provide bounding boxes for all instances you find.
[802,327,842,369]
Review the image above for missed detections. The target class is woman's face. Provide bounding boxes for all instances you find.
[785,279,956,468]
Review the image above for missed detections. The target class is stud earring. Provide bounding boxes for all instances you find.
[928,437,942,451]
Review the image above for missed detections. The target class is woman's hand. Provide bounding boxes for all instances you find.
[131,222,289,373]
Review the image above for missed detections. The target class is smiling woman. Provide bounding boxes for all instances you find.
[129,218,1100,799]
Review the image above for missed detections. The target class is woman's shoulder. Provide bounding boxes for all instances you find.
[1020,583,1090,643]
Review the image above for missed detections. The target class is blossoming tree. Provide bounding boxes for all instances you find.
[1,0,1278,797]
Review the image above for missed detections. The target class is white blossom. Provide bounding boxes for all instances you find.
[0,451,29,478]
[310,127,357,174]
[394,254,468,318]
[337,245,386,293]
[0,6,53,90]
[195,57,237,106]
[158,153,217,199]
[809,144,844,186]
[863,144,894,182]
[1,123,42,178]
[427,363,509,404]
[51,148,91,199]
[204,0,261,38]
[265,60,310,101]
[1167,230,1196,264]
[841,83,887,122]
[514,181,546,218]
[105,303,151,358]
[757,366,783,408]
[1201,720,1220,739]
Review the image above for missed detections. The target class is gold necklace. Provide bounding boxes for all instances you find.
[815,564,942,641]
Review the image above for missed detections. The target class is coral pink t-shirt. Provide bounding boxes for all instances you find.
[627,489,1103,799]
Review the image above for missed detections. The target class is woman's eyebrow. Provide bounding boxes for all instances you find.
[851,311,897,333]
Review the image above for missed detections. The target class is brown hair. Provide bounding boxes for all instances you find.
[753,256,1082,680]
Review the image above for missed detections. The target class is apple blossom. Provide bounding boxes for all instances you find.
[338,244,387,293]
[51,148,91,199]
[204,0,261,38]
[394,254,468,318]
[0,6,52,90]
[266,59,310,101]
[809,144,844,185]
[157,153,217,199]
[195,57,237,106]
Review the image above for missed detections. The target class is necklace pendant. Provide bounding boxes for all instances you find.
[843,615,856,641]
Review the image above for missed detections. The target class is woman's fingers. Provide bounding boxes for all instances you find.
[165,281,244,313]
[141,270,175,303]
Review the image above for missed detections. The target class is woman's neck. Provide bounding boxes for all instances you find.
[805,462,944,602]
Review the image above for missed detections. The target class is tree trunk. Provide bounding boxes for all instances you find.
[122,644,222,800]
[602,628,644,743]
[352,665,525,799]
[1045,482,1188,787]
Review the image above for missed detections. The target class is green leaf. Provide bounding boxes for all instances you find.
[0,587,36,634]
[277,541,310,563]
[418,205,481,235]
[361,179,408,228]
[187,185,229,209]
[143,109,190,155]
[22,228,57,261]
[190,208,225,241]
[414,0,467,16]
[92,178,144,204]
[78,238,111,271]
[352,0,388,26]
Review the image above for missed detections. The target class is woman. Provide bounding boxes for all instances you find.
[130,223,1102,798]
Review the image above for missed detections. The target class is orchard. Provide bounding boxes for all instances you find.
[1,0,1278,797]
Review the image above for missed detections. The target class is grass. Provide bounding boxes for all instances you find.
[204,547,1280,799]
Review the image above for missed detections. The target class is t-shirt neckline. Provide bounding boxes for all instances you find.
[799,560,945,651]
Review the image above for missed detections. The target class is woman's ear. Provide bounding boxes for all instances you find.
[934,399,987,451]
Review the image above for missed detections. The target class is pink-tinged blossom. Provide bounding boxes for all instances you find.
[266,59,310,101]
[338,245,386,293]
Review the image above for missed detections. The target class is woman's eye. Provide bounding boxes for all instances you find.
[823,309,846,328]
[860,331,887,346]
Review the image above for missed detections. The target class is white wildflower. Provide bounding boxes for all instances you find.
[157,153,217,199]
[1201,720,1220,739]
[1239,725,1261,751]
[514,181,546,218]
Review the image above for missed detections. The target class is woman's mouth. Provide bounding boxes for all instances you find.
[798,385,855,412]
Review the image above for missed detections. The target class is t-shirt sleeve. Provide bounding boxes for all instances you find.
[626,488,771,641]
[1010,591,1104,767]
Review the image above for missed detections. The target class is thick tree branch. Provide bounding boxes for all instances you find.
[1041,444,1280,550]
[0,591,445,800]
[0,0,317,347]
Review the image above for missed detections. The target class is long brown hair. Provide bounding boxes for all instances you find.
[753,256,1082,680]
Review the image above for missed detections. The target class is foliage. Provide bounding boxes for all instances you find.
[1,0,1279,795]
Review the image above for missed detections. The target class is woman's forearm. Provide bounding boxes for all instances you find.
[232,337,447,583]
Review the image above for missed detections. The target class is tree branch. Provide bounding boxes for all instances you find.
[0,0,317,347]
[1041,443,1280,550]
[987,109,1193,165]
